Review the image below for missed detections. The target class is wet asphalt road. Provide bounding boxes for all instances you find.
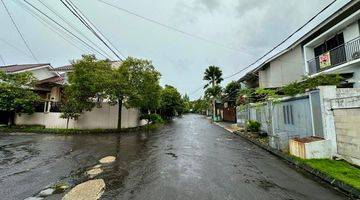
[0,114,348,200]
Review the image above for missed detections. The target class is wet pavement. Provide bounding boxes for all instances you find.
[0,114,349,200]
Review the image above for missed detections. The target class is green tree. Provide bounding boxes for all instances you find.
[0,71,40,125]
[203,66,223,87]
[204,85,222,100]
[181,94,191,114]
[62,55,163,129]
[106,57,162,128]
[123,57,162,113]
[192,97,211,114]
[203,66,223,120]
[159,85,183,119]
[224,81,241,100]
[61,55,112,128]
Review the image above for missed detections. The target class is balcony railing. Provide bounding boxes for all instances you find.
[308,37,360,75]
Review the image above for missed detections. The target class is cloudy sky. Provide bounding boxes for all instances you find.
[0,0,335,99]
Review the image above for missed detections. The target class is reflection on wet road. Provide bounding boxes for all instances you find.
[0,114,347,199]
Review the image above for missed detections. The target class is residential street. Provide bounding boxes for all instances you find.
[0,114,348,200]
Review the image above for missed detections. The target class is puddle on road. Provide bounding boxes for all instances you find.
[99,156,116,164]
[62,179,105,200]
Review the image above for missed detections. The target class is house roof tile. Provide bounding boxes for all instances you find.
[0,63,50,73]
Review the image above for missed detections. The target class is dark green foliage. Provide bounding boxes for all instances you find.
[203,65,223,86]
[182,94,191,114]
[140,113,164,124]
[237,74,343,104]
[159,85,183,118]
[62,55,163,129]
[224,81,241,100]
[281,74,343,96]
[246,120,261,132]
[62,55,112,117]
[204,85,222,99]
[0,71,41,124]
[191,97,211,114]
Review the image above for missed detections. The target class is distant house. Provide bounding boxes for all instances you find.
[0,62,142,129]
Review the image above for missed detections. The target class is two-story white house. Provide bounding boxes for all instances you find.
[237,0,360,165]
[240,0,360,89]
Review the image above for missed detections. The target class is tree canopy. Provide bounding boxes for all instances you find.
[224,81,241,100]
[62,55,165,128]
[159,85,183,118]
[0,71,40,124]
[203,65,223,87]
[204,85,222,99]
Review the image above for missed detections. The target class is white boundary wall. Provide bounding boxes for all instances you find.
[15,103,140,129]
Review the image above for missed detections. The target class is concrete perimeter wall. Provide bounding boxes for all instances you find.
[334,108,360,166]
[15,103,140,129]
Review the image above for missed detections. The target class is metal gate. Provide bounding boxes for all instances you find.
[272,95,313,138]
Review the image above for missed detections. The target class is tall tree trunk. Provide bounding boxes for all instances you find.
[212,75,216,121]
[117,98,123,130]
[66,118,70,129]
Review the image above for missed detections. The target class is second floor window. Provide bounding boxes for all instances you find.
[314,33,344,57]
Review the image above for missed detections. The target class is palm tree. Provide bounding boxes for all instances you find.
[203,66,223,88]
[203,66,223,120]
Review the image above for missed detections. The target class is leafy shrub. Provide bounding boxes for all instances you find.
[246,120,261,132]
[281,74,343,96]
[140,113,164,124]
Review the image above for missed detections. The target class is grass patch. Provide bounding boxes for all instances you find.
[294,158,360,190]
[0,122,163,135]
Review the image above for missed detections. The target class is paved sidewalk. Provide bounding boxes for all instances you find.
[214,121,242,133]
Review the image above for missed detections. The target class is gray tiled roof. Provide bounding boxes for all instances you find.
[0,63,50,73]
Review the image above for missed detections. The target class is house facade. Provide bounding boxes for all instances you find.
[0,62,142,129]
[243,0,360,89]
[237,1,360,165]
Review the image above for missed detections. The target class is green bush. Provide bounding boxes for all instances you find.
[140,113,164,124]
[246,120,261,132]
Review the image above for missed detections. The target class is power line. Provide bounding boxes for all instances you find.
[222,0,338,81]
[189,85,205,95]
[0,54,5,65]
[67,0,126,59]
[96,0,257,57]
[36,0,114,59]
[0,38,33,58]
[61,0,124,60]
[23,0,110,59]
[14,1,89,54]
[1,0,39,62]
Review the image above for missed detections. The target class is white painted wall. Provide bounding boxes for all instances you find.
[334,108,360,166]
[343,21,360,42]
[305,140,332,159]
[318,86,338,155]
[259,45,304,88]
[289,139,332,159]
[15,103,140,129]
[31,67,58,81]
